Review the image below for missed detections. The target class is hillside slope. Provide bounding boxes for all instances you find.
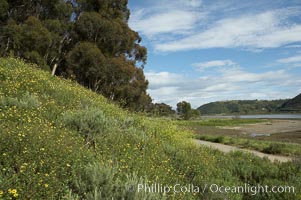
[197,99,288,115]
[0,58,300,199]
[280,93,301,112]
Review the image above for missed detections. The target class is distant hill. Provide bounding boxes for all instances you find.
[279,93,301,112]
[197,99,289,115]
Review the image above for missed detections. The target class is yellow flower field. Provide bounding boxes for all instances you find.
[0,58,300,199]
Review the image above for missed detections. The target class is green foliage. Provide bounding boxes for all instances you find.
[148,103,176,117]
[190,109,201,119]
[72,162,163,200]
[0,58,300,199]
[60,108,116,148]
[0,0,8,18]
[280,93,301,112]
[24,51,49,71]
[66,42,106,89]
[176,101,201,120]
[177,101,192,120]
[0,92,40,109]
[263,143,287,155]
[0,0,150,111]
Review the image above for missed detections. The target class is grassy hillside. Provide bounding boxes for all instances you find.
[0,58,300,199]
[198,99,288,115]
[280,93,301,112]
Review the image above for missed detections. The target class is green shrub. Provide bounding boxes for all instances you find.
[213,136,225,143]
[59,109,116,147]
[0,92,40,109]
[71,162,164,200]
[263,143,286,154]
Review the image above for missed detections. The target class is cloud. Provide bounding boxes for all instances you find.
[278,54,301,63]
[285,44,301,48]
[145,64,299,108]
[130,10,200,37]
[130,0,301,52]
[192,60,235,71]
[129,0,203,39]
[155,9,301,51]
[144,72,185,89]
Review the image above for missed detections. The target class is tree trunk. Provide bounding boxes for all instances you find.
[51,63,58,76]
[50,34,70,76]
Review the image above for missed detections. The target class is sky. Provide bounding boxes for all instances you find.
[128,0,301,108]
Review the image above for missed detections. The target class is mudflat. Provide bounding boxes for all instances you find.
[191,119,301,144]
[221,119,301,144]
[223,119,301,134]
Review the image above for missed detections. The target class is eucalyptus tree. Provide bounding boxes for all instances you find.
[0,0,151,111]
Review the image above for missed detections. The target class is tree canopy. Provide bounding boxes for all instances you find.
[0,0,150,111]
[176,101,200,120]
[149,103,176,117]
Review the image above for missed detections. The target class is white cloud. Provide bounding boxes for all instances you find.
[145,72,184,89]
[192,59,235,70]
[285,44,301,48]
[155,9,301,51]
[203,83,240,92]
[129,0,203,39]
[219,68,292,84]
[278,54,301,63]
[130,10,200,37]
[145,65,299,108]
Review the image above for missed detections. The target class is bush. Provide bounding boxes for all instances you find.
[213,136,225,143]
[59,108,116,147]
[71,162,164,200]
[0,92,40,109]
[263,143,286,154]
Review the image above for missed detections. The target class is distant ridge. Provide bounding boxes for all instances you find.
[197,99,289,115]
[279,93,301,112]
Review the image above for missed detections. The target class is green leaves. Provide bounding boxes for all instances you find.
[0,0,149,111]
[0,0,8,18]
[66,42,106,90]
[177,101,193,120]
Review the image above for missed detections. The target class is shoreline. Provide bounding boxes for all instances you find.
[201,113,301,119]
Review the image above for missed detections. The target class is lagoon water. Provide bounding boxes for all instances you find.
[240,114,301,119]
[204,114,301,119]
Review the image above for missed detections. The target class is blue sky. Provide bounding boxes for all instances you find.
[128,0,301,108]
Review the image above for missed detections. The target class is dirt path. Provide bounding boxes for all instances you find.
[193,139,293,163]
